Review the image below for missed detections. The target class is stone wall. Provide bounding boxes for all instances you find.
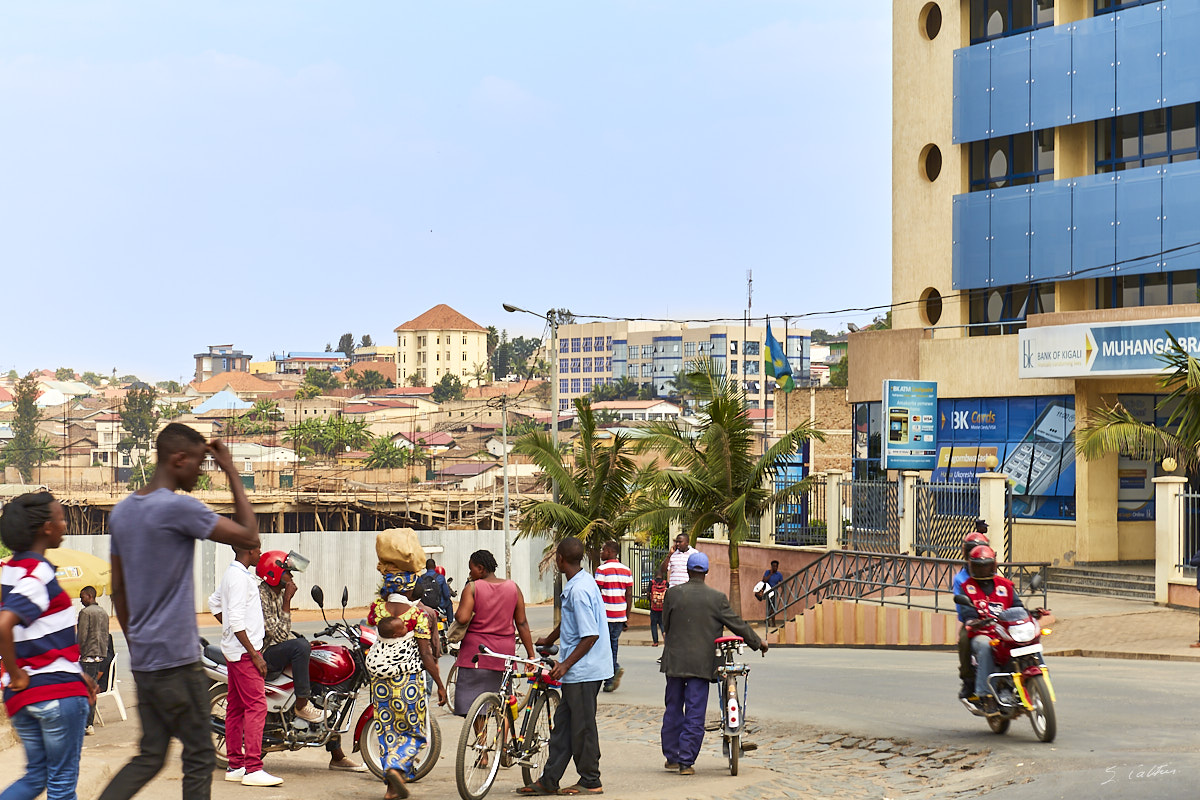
[776,385,852,473]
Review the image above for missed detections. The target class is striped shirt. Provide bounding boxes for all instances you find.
[1,553,88,716]
[594,559,633,623]
[667,548,698,587]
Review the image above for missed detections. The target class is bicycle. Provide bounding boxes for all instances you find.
[715,635,751,776]
[455,644,561,800]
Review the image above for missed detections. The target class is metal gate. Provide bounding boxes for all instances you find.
[842,479,900,553]
[913,480,980,559]
[625,543,668,604]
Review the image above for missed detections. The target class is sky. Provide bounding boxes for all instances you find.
[0,1,892,383]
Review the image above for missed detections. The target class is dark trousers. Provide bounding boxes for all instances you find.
[765,593,780,627]
[81,660,108,727]
[539,680,602,791]
[604,622,622,685]
[98,662,214,800]
[263,636,312,698]
[661,676,710,768]
[957,626,975,685]
[649,610,663,644]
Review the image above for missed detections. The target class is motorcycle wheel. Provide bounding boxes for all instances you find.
[359,704,442,782]
[986,714,1010,734]
[1026,675,1057,743]
[520,690,560,787]
[209,685,230,769]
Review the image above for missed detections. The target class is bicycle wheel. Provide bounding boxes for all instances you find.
[446,664,458,712]
[456,692,504,800]
[724,676,739,776]
[520,690,560,786]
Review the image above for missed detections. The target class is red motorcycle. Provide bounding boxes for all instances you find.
[202,584,441,781]
[954,589,1057,743]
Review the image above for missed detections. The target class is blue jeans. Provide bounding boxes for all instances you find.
[2,695,89,800]
[604,622,622,685]
[971,635,996,697]
[649,610,663,644]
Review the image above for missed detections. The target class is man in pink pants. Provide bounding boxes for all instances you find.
[217,544,281,787]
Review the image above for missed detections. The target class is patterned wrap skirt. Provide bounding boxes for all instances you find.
[370,673,427,778]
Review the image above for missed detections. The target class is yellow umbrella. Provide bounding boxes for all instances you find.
[45,548,112,596]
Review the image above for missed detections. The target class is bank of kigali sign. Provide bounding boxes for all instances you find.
[1018,317,1200,378]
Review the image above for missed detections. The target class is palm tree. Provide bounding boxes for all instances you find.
[355,369,387,392]
[633,358,825,616]
[294,384,320,400]
[1077,335,1200,472]
[514,398,644,566]
[249,399,283,421]
[612,376,639,400]
[365,437,409,469]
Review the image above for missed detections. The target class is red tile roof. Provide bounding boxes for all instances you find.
[191,371,276,394]
[342,360,400,384]
[396,430,455,446]
[394,304,487,333]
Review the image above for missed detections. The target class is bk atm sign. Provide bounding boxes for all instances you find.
[882,380,938,470]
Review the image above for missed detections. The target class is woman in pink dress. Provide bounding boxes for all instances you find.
[452,550,537,715]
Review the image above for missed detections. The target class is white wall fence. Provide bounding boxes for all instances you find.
[61,529,555,615]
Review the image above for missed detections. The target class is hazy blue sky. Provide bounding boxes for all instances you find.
[1,1,891,382]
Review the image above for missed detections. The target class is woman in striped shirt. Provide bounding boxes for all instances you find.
[0,492,96,800]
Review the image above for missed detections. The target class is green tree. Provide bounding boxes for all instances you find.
[120,385,160,487]
[633,359,825,617]
[407,373,425,388]
[471,362,491,387]
[161,401,193,420]
[637,383,656,400]
[431,373,465,403]
[156,380,183,393]
[249,399,282,422]
[303,368,339,391]
[364,437,408,469]
[810,328,832,344]
[531,381,552,405]
[1078,335,1200,473]
[55,367,75,381]
[118,374,140,385]
[514,399,644,565]
[79,371,104,387]
[295,384,321,400]
[353,369,387,391]
[6,369,17,381]
[360,334,374,348]
[612,376,640,400]
[547,308,577,326]
[828,357,848,388]
[337,333,355,356]
[2,373,52,481]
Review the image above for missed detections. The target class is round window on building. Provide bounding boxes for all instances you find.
[988,147,1008,187]
[921,287,943,326]
[920,144,943,182]
[987,289,1005,322]
[919,3,942,41]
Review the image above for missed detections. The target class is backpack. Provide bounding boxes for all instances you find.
[417,574,442,611]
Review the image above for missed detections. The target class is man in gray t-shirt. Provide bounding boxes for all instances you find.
[100,423,259,800]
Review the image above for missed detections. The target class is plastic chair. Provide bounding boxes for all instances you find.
[94,652,127,725]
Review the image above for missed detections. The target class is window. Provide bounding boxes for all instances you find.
[560,399,569,411]
[969,283,1055,335]
[971,0,1053,44]
[1097,271,1200,308]
[560,379,568,393]
[605,357,612,371]
[970,131,1054,191]
[684,342,696,357]
[642,364,652,377]
[582,378,593,393]
[583,358,592,372]
[571,379,581,393]
[594,337,605,350]
[570,338,580,352]
[731,360,739,374]
[1097,105,1200,173]
[435,352,440,361]
[461,368,468,376]
[560,339,569,353]
[462,336,467,345]
[436,336,441,345]
[462,352,467,361]
[1094,0,1156,14]
[743,341,760,356]
[641,344,653,358]
[731,341,738,354]
[613,342,627,360]
[745,361,760,375]
[582,337,591,352]
[571,358,581,373]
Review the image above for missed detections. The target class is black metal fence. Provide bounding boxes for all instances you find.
[775,474,829,547]
[913,480,981,559]
[1179,492,1200,575]
[626,543,668,604]
[842,479,900,553]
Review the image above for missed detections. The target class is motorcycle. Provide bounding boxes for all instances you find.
[202,584,441,781]
[954,582,1057,743]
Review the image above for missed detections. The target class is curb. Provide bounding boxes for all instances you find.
[1046,648,1200,663]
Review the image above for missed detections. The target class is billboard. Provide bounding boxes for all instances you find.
[881,380,938,470]
[1019,317,1200,378]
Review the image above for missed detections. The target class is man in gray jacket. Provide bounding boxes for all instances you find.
[659,552,766,775]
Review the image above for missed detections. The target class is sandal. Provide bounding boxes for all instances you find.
[516,781,556,796]
[384,768,409,800]
[557,785,603,795]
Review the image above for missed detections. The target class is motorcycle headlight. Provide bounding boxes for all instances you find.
[1008,620,1038,643]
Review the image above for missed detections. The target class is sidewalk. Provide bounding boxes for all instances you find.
[625,591,1200,662]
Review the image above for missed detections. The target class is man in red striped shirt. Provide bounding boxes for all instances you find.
[594,540,632,693]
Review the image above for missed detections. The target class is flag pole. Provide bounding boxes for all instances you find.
[782,315,790,434]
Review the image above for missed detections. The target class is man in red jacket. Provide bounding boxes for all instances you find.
[960,545,1021,715]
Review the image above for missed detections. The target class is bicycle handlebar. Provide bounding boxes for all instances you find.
[476,645,555,671]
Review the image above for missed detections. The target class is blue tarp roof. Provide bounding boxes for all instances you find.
[193,390,253,413]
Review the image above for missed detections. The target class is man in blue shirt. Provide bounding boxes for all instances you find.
[422,558,454,621]
[953,524,990,700]
[760,560,784,627]
[520,537,612,796]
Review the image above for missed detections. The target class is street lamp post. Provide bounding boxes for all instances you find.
[503,303,561,616]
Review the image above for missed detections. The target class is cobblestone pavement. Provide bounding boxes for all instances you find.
[594,704,1005,800]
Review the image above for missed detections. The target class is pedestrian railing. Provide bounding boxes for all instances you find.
[1178,492,1200,576]
[770,550,1050,622]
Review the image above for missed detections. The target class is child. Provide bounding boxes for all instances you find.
[649,568,668,646]
[0,492,96,800]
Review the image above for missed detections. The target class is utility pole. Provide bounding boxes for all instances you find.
[501,394,512,579]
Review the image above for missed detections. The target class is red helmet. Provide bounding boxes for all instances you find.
[256,550,290,587]
[962,531,990,559]
[967,545,997,581]
[435,566,446,577]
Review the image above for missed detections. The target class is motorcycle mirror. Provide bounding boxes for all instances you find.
[447,577,454,585]
[310,585,325,606]
[953,593,972,606]
[341,587,349,608]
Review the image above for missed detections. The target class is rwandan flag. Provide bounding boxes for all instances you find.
[764,323,794,392]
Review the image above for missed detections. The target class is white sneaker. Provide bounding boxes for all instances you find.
[242,770,283,787]
[85,726,95,736]
[224,768,246,782]
[293,703,327,724]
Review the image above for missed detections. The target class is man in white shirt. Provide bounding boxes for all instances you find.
[215,545,282,788]
[659,534,700,588]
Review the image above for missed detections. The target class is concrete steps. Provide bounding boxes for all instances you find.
[1045,566,1155,602]
[767,600,958,647]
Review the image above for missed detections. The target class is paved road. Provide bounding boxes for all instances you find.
[71,609,1197,799]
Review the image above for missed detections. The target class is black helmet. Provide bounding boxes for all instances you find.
[967,545,997,581]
